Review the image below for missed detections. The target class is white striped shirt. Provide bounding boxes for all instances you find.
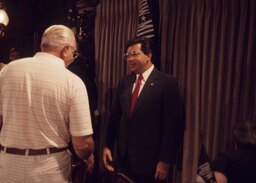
[0,52,93,149]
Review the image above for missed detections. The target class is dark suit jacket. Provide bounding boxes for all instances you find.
[106,67,183,176]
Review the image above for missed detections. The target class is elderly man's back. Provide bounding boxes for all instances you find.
[0,25,94,183]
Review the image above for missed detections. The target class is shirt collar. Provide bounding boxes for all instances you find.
[137,64,154,81]
[34,52,65,67]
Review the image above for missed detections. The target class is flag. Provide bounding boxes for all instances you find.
[136,0,155,39]
[196,143,216,183]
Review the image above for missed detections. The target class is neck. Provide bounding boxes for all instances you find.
[140,62,153,74]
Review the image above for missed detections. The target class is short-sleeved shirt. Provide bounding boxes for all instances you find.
[0,52,93,149]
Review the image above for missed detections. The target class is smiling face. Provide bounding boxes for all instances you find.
[125,43,152,74]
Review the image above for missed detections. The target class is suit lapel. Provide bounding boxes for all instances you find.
[122,74,136,115]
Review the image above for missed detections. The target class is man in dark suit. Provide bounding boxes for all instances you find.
[103,37,183,183]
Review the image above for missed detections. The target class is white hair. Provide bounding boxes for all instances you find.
[40,25,76,51]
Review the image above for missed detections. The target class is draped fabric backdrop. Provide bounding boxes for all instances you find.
[159,0,256,182]
[95,0,256,182]
[95,0,138,117]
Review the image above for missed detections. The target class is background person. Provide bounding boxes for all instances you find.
[8,47,21,61]
[213,120,256,183]
[0,24,94,183]
[0,47,21,71]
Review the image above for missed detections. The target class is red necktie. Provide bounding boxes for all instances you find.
[130,74,143,113]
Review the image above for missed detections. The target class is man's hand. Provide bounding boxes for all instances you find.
[155,161,169,181]
[102,147,115,171]
[86,153,94,173]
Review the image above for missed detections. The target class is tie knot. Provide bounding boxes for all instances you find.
[138,74,143,81]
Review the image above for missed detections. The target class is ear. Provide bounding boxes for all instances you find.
[60,46,68,60]
[146,53,152,59]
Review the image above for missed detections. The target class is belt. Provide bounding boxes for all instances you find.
[0,144,67,156]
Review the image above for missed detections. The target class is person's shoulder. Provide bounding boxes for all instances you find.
[8,57,33,65]
[66,69,85,83]
[1,58,29,69]
[154,70,178,87]
[152,68,177,80]
[118,73,134,82]
[0,62,5,68]
[115,73,135,91]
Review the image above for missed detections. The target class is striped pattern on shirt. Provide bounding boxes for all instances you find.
[0,52,93,149]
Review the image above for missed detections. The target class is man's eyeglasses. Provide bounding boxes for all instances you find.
[123,50,141,59]
[69,46,79,60]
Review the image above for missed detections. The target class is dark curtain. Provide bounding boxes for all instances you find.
[94,0,138,174]
[159,0,256,182]
[95,0,138,117]
[95,0,256,182]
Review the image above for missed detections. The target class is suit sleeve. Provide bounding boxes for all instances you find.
[105,79,123,150]
[159,76,184,164]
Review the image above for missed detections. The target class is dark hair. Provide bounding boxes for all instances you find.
[125,37,152,54]
[233,120,256,147]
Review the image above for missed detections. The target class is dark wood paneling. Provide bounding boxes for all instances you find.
[0,0,70,61]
